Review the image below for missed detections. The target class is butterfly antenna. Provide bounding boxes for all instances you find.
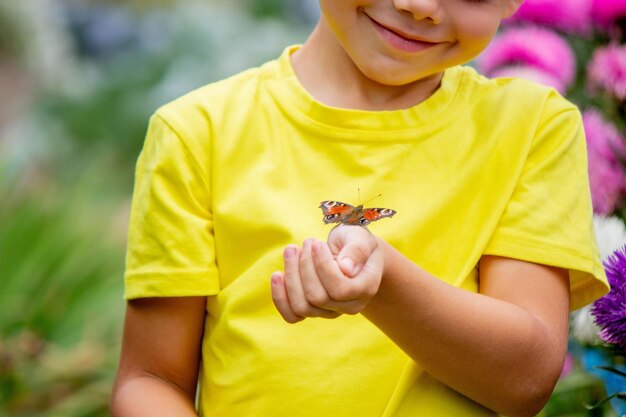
[361,192,382,206]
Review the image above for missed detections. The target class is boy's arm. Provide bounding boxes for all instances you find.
[363,240,569,417]
[111,297,207,417]
[272,227,569,417]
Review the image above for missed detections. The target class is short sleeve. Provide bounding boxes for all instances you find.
[484,98,608,310]
[124,113,219,299]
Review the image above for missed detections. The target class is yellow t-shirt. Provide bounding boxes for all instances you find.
[125,45,608,417]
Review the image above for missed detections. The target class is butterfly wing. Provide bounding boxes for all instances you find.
[319,201,355,224]
[360,208,396,224]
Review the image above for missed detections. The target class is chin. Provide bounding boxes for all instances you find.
[359,64,441,87]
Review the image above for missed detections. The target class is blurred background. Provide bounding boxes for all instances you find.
[0,1,624,416]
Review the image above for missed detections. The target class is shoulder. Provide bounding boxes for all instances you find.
[135,57,281,176]
[457,66,579,121]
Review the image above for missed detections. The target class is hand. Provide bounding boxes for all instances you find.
[270,226,384,323]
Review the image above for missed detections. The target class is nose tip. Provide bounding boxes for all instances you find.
[392,0,443,24]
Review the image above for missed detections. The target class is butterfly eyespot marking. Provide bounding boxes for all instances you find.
[324,214,340,223]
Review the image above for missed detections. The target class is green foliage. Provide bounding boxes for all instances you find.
[543,371,618,417]
[0,158,126,416]
[34,51,170,171]
[243,0,289,19]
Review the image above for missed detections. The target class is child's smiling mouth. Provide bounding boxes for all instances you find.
[365,13,442,53]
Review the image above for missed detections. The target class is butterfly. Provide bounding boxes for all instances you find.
[319,201,396,226]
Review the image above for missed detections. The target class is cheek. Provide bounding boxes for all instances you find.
[454,15,501,55]
[457,10,501,39]
[319,1,355,41]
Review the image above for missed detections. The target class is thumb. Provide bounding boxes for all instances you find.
[337,243,370,277]
[338,257,357,277]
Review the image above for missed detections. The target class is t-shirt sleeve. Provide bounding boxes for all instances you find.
[124,112,219,299]
[483,96,608,310]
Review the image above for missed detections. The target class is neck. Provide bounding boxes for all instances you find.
[291,21,443,111]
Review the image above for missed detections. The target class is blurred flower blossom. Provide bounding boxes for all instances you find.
[476,26,576,92]
[571,305,603,345]
[572,217,626,346]
[582,109,625,215]
[591,244,626,350]
[591,0,626,29]
[587,43,626,101]
[504,0,593,35]
[594,215,626,259]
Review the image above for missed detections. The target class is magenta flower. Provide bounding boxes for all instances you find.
[591,244,626,350]
[582,109,625,215]
[591,0,626,29]
[505,0,593,35]
[476,26,576,91]
[588,43,626,101]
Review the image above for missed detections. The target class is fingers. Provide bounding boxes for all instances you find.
[299,240,340,305]
[270,272,303,324]
[276,244,341,321]
[272,233,384,323]
[311,241,361,301]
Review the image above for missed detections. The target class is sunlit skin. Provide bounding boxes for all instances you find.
[292,0,522,110]
[111,2,572,417]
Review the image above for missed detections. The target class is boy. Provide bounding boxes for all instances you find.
[112,1,608,416]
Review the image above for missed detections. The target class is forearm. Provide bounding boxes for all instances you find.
[111,374,199,417]
[362,240,567,417]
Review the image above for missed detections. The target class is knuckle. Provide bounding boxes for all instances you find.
[354,245,372,263]
[285,315,304,324]
[291,302,312,317]
[328,283,354,301]
[305,289,329,307]
[314,257,332,273]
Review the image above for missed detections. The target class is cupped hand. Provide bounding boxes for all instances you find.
[271,226,384,323]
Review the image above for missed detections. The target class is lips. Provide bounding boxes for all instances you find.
[367,14,440,53]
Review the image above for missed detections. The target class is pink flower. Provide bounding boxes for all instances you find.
[591,0,626,29]
[476,26,576,91]
[582,109,625,215]
[504,0,593,35]
[587,43,626,101]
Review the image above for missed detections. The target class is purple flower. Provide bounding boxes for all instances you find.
[505,0,593,35]
[587,43,626,101]
[476,26,576,91]
[583,109,625,215]
[591,0,626,29]
[591,244,626,350]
